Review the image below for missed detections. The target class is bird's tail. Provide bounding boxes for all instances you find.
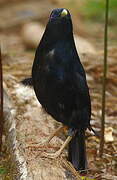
[68,130,87,171]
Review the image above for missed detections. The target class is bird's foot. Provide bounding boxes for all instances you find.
[42,149,62,159]
[39,126,64,147]
[41,135,73,159]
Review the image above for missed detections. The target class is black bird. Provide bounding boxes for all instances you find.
[22,8,92,171]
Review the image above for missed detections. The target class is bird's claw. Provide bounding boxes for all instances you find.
[42,150,61,159]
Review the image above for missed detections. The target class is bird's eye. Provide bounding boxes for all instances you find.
[50,12,58,19]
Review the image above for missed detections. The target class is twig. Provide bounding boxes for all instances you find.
[99,0,109,157]
[0,46,3,152]
[61,158,82,180]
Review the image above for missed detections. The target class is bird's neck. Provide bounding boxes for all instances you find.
[39,30,74,50]
[39,19,73,48]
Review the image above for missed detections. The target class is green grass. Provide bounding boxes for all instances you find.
[0,166,7,175]
[81,0,117,24]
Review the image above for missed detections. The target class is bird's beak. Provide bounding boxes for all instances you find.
[61,9,68,17]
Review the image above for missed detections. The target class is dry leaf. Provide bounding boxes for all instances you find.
[104,127,114,143]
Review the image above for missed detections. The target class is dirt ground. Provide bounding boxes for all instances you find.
[0,0,117,179]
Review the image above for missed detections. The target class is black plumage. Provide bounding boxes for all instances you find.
[23,8,92,171]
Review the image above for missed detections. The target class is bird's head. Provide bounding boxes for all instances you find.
[45,8,73,40]
[49,8,71,22]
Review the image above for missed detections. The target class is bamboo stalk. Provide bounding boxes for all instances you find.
[99,0,109,157]
[0,46,3,152]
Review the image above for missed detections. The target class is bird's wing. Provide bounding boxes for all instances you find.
[73,72,90,98]
[73,72,91,124]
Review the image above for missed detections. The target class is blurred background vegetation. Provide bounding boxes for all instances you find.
[65,0,117,23]
[62,0,117,44]
[80,0,116,24]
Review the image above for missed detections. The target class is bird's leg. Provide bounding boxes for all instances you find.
[44,126,64,144]
[42,128,77,158]
[43,136,72,158]
[27,126,67,150]
[40,125,66,147]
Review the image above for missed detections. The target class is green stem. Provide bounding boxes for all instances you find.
[0,46,3,152]
[99,0,109,157]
